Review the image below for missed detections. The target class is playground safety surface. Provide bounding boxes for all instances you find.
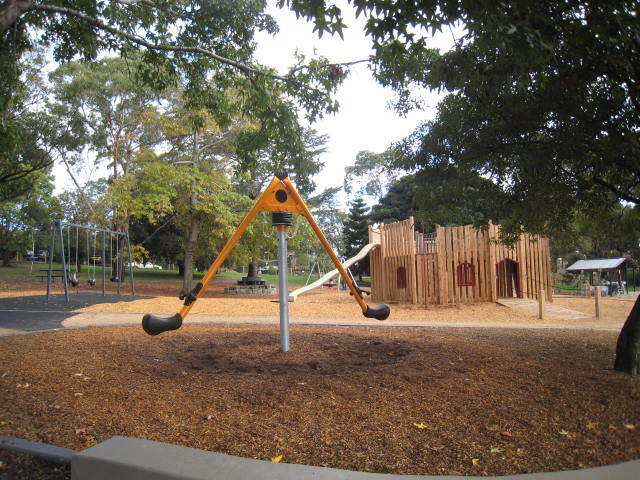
[0,283,638,478]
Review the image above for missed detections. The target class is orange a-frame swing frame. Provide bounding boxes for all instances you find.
[142,173,390,337]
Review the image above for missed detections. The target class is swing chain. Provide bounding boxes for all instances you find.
[260,211,274,238]
[286,214,301,239]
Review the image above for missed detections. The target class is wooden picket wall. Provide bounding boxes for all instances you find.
[433,224,494,304]
[416,253,439,305]
[368,219,552,306]
[378,218,417,304]
[487,223,553,302]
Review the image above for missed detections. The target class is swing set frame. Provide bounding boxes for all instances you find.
[142,173,390,350]
[46,220,135,303]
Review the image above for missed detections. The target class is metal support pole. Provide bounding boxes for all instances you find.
[46,222,56,301]
[116,234,121,297]
[277,226,290,352]
[101,231,106,297]
[58,223,69,303]
[126,233,135,295]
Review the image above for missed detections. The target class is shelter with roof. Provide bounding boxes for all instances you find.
[566,257,627,295]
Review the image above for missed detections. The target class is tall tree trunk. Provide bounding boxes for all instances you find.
[614,295,640,374]
[182,215,200,294]
[182,130,200,294]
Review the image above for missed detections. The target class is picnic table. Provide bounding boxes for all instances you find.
[33,269,66,283]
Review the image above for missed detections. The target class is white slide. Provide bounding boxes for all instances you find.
[288,243,380,302]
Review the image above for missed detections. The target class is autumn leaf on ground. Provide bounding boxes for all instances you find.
[498,429,512,437]
[625,424,636,430]
[271,454,283,463]
[413,422,428,429]
[559,430,569,436]
[586,421,597,430]
[472,458,480,466]
[75,428,87,435]
[490,447,503,453]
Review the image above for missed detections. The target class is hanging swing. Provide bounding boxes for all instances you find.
[87,231,97,287]
[67,227,80,287]
[110,233,120,283]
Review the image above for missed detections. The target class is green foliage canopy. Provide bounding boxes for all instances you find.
[285,0,640,238]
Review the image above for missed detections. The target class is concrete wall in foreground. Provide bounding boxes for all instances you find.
[71,436,640,480]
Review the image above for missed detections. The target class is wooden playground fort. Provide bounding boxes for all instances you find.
[368,218,553,306]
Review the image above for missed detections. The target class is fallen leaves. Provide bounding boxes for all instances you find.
[1,324,640,478]
[586,422,597,430]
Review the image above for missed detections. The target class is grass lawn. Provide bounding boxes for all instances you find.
[0,262,370,288]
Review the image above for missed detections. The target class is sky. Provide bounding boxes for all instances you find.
[51,1,456,206]
[253,2,455,205]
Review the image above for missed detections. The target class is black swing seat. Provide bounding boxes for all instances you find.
[68,272,79,287]
[364,303,390,321]
[142,313,183,335]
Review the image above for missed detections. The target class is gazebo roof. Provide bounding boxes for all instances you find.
[566,258,627,272]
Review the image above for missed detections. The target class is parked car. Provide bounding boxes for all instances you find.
[26,250,48,262]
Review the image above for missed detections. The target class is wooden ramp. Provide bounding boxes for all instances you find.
[497,298,592,320]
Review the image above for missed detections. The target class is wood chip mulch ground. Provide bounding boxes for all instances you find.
[1,323,639,479]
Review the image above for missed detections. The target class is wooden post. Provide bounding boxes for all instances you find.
[538,289,545,320]
[595,286,601,318]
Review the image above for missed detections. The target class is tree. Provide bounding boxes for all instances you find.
[49,55,160,225]
[369,175,419,226]
[0,50,53,202]
[285,1,639,228]
[344,150,400,200]
[1,0,347,198]
[306,186,346,252]
[284,0,640,373]
[0,174,57,266]
[342,197,369,280]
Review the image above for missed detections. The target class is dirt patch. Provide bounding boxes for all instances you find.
[553,295,636,319]
[1,280,638,478]
[1,325,639,478]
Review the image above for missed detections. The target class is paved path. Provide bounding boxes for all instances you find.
[0,293,625,336]
[0,310,77,334]
[497,297,593,320]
